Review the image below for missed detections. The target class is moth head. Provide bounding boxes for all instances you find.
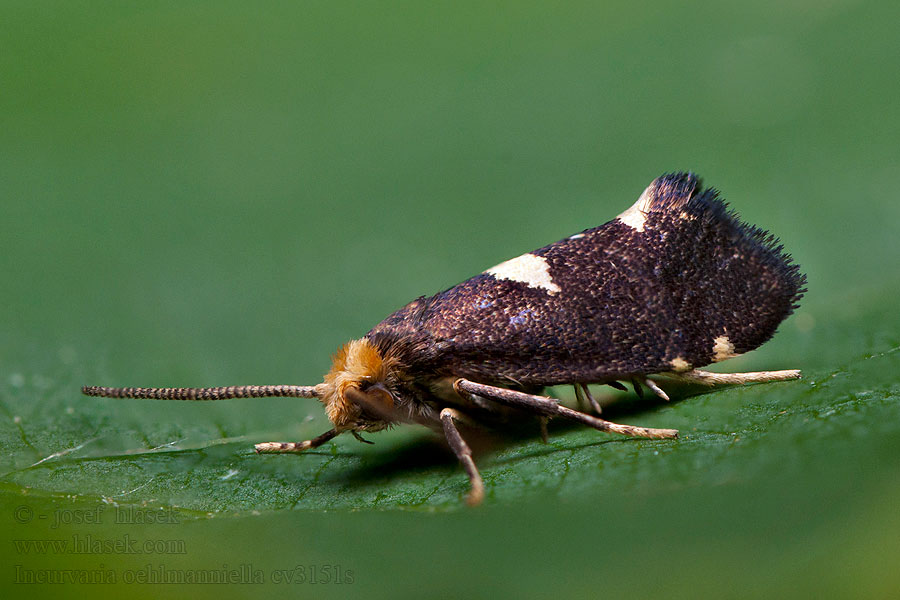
[318,338,402,432]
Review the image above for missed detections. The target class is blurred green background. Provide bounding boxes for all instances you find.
[2,1,899,598]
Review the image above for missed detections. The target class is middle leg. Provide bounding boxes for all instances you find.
[454,379,677,440]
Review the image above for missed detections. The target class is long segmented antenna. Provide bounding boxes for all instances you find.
[81,385,319,400]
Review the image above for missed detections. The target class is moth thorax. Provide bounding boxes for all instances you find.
[319,337,398,429]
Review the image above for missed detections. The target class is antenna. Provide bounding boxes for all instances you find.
[81,385,319,400]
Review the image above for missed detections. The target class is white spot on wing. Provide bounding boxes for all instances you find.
[712,335,739,362]
[670,357,691,372]
[617,184,654,232]
[485,253,561,294]
[569,233,585,240]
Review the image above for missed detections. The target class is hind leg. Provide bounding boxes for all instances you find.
[659,369,801,386]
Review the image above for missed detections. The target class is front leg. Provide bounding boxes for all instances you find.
[454,379,677,439]
[255,429,340,453]
[440,408,485,506]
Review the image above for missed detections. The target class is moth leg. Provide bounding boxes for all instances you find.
[454,379,677,440]
[352,431,375,445]
[641,378,670,401]
[629,377,671,401]
[440,408,485,506]
[660,369,801,386]
[573,384,588,412]
[574,383,603,414]
[538,417,550,444]
[254,429,339,454]
[630,378,644,399]
[579,383,604,414]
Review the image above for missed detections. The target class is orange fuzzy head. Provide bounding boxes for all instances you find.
[317,338,402,431]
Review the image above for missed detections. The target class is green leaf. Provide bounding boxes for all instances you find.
[3,1,900,598]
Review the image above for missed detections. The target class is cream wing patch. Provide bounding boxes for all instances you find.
[670,357,691,372]
[616,183,655,232]
[485,253,561,294]
[712,335,739,362]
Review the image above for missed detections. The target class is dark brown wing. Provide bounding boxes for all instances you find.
[367,173,805,387]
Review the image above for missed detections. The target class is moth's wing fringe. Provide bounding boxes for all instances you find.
[648,171,807,311]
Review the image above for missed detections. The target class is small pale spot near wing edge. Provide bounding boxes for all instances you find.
[712,335,739,362]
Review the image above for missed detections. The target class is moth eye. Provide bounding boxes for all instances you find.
[364,384,394,409]
[344,383,396,422]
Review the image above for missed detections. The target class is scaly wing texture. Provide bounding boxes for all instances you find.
[368,173,806,387]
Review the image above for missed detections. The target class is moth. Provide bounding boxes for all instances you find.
[84,173,806,505]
